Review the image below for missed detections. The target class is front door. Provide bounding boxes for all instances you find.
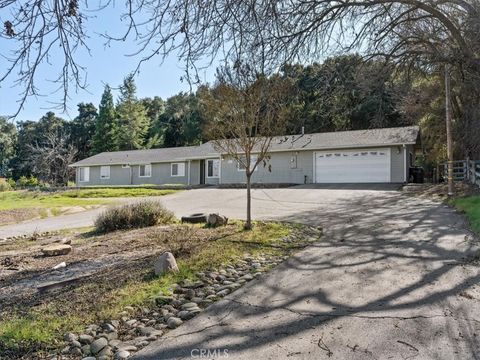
[200,159,205,184]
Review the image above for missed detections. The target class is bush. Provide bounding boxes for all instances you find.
[95,200,175,233]
[17,176,40,188]
[0,178,12,192]
[6,178,16,189]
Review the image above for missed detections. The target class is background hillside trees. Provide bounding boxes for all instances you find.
[115,75,149,150]
[92,85,117,154]
[0,117,17,177]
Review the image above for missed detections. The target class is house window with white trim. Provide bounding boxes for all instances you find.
[78,167,90,182]
[237,155,258,171]
[207,159,220,178]
[100,166,110,179]
[171,162,185,177]
[139,164,152,177]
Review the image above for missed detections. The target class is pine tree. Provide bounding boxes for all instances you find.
[92,85,117,154]
[116,74,149,150]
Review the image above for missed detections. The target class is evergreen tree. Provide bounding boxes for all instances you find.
[92,85,117,154]
[116,74,149,150]
[70,103,97,159]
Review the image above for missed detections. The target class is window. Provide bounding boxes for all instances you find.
[207,159,220,178]
[139,164,152,177]
[100,166,110,179]
[171,162,185,177]
[237,155,258,171]
[290,155,297,169]
[78,167,90,182]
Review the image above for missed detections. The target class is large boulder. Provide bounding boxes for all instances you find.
[154,252,179,276]
[41,244,72,256]
[207,213,228,227]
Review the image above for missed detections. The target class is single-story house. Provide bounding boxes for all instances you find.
[70,126,420,186]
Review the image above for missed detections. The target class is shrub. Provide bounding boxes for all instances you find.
[95,200,175,233]
[0,178,12,192]
[17,176,40,188]
[6,178,16,189]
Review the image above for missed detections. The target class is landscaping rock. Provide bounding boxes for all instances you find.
[79,334,94,344]
[90,337,108,354]
[81,344,91,355]
[97,345,113,358]
[71,340,82,348]
[117,344,138,352]
[64,332,78,342]
[167,317,183,329]
[207,213,228,227]
[216,289,230,297]
[81,357,96,360]
[138,326,163,337]
[41,244,72,256]
[154,252,179,276]
[71,347,83,356]
[115,350,131,359]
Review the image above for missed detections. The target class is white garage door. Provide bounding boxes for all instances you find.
[315,148,391,183]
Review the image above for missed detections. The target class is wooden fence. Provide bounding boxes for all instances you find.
[441,160,480,188]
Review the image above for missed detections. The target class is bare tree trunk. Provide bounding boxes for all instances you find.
[245,174,252,230]
[445,65,454,196]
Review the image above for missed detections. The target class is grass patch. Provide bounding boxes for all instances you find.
[60,188,178,198]
[453,195,480,234]
[0,191,108,211]
[0,188,178,224]
[0,221,295,351]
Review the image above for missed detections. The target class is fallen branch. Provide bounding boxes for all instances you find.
[397,340,419,352]
[318,336,333,357]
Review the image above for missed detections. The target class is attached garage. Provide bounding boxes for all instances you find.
[314,148,391,183]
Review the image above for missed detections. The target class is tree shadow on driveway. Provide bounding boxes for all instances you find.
[133,192,480,360]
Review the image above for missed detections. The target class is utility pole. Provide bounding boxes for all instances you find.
[445,65,454,196]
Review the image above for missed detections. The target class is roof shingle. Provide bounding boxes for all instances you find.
[70,126,419,167]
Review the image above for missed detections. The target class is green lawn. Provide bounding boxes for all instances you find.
[453,196,480,234]
[0,188,178,211]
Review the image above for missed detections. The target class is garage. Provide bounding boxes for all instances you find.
[314,148,391,183]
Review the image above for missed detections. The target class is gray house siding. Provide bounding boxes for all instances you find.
[220,145,409,185]
[76,162,191,186]
[220,151,312,185]
[390,146,405,183]
[76,145,410,186]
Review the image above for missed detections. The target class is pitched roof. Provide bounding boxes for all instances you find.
[70,142,218,167]
[267,125,419,152]
[70,126,419,167]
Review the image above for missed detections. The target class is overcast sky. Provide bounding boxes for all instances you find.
[0,4,217,121]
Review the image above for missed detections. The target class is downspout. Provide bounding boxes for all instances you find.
[403,144,407,183]
[188,160,191,186]
[129,164,133,185]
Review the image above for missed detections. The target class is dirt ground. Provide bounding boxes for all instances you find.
[402,181,480,200]
[0,208,42,227]
[0,224,238,311]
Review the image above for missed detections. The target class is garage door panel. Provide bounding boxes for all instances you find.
[315,149,390,183]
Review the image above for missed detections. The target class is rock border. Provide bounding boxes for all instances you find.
[48,225,322,360]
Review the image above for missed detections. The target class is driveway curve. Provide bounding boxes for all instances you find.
[131,186,480,360]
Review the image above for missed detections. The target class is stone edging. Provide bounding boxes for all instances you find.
[53,225,322,360]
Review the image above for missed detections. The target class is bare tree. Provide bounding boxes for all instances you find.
[201,64,290,230]
[28,131,77,185]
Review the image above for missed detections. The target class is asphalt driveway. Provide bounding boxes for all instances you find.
[2,186,480,359]
[130,185,480,360]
